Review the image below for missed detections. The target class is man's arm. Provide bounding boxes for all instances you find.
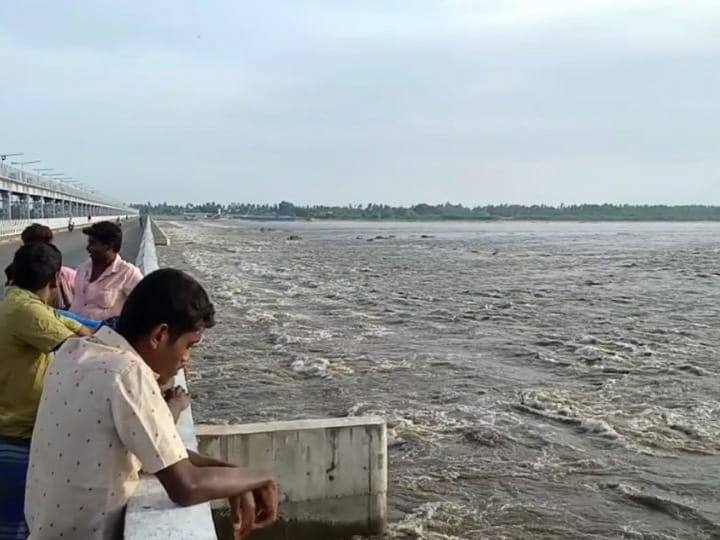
[110,369,278,532]
[155,458,276,507]
[15,303,87,352]
[123,265,144,296]
[187,449,234,468]
[57,315,93,336]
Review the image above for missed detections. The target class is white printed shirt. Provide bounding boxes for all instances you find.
[25,327,188,540]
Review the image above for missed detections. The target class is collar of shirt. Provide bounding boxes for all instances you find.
[80,254,125,281]
[5,285,46,306]
[93,254,125,280]
[91,326,162,380]
[108,254,124,274]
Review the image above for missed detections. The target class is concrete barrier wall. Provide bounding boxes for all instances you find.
[0,215,132,239]
[197,417,387,539]
[124,218,217,540]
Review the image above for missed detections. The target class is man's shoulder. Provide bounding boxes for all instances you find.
[118,258,141,274]
[2,288,52,319]
[60,266,77,279]
[56,336,141,377]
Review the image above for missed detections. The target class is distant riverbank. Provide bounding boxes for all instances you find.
[148,214,720,223]
[135,202,720,222]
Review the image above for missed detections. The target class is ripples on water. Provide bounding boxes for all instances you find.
[159,220,720,539]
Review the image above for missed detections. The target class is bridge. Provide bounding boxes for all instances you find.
[0,161,135,221]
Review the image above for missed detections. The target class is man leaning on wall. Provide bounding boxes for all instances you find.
[26,268,278,540]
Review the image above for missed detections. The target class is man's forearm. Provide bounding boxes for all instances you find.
[187,449,233,468]
[158,459,273,506]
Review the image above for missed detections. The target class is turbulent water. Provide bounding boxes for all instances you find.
[159,220,720,539]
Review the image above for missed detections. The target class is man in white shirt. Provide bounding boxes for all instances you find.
[26,269,277,539]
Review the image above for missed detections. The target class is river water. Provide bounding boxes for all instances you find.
[159,219,720,539]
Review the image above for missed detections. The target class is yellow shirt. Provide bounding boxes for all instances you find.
[0,286,82,439]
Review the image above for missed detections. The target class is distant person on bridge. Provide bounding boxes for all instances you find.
[0,243,91,539]
[26,269,278,539]
[70,221,143,320]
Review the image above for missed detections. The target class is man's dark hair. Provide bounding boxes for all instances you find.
[12,243,62,291]
[83,221,122,252]
[21,223,54,245]
[118,268,216,343]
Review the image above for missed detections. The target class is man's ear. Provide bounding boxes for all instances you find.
[49,272,59,290]
[148,324,170,350]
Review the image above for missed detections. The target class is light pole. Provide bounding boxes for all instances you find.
[11,160,41,176]
[1,152,23,163]
[46,173,65,186]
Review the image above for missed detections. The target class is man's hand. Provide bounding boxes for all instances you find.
[253,481,279,528]
[230,491,256,539]
[164,386,191,423]
[229,482,278,539]
[76,325,93,337]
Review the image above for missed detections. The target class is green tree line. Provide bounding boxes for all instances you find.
[132,201,720,221]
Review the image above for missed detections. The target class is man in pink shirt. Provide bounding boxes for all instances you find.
[71,221,143,320]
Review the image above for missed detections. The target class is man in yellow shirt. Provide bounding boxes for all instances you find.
[0,242,90,539]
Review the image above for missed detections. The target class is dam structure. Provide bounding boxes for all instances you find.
[0,160,136,237]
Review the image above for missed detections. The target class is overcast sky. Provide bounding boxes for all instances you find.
[1,1,719,206]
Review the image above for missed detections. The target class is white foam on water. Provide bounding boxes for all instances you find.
[289,355,354,379]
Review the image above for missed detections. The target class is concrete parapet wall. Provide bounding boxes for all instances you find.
[0,215,131,240]
[152,221,171,246]
[197,417,388,539]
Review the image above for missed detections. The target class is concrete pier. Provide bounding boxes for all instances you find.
[197,418,388,539]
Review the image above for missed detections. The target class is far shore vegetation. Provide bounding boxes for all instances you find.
[133,201,720,222]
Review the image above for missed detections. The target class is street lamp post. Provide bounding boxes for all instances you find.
[11,160,41,173]
[1,152,23,164]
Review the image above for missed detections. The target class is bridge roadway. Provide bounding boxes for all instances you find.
[0,218,143,297]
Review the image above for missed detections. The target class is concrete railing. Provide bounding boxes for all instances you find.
[124,217,217,539]
[0,215,132,240]
[198,418,387,539]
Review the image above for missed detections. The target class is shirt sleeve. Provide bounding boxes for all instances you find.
[14,302,77,353]
[109,365,188,474]
[56,312,85,334]
[60,266,77,295]
[122,265,144,297]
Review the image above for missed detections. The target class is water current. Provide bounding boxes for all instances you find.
[158,220,720,539]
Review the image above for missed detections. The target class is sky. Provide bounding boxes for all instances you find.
[1,0,719,206]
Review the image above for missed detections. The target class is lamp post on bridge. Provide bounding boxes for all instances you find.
[10,160,41,218]
[1,152,24,165]
[62,180,82,217]
[11,160,41,171]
